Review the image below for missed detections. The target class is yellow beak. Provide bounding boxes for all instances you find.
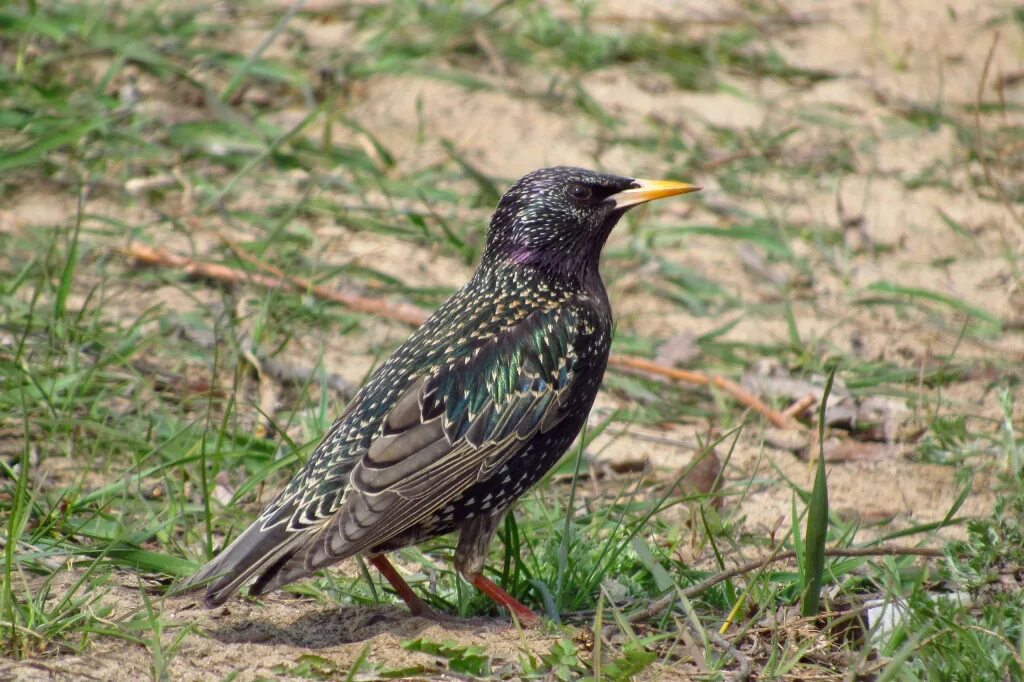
[608,178,701,209]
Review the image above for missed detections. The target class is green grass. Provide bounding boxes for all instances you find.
[2,0,1023,679]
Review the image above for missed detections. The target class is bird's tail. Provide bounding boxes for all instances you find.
[171,508,309,607]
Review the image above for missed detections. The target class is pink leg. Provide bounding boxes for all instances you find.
[469,574,541,626]
[368,555,450,621]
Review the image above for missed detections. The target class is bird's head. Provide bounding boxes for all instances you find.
[482,166,700,277]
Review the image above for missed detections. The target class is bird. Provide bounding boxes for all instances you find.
[177,166,700,623]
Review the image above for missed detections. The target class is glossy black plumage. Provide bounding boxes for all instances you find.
[179,166,698,615]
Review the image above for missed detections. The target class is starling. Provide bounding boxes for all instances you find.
[179,166,700,623]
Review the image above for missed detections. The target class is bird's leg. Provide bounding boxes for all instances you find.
[467,573,541,626]
[367,554,451,621]
[456,513,542,626]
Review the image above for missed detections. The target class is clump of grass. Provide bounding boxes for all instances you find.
[893,486,1024,679]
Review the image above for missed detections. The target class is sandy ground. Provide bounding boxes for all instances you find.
[2,571,560,681]
[3,0,1023,679]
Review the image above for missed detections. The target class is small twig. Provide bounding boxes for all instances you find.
[218,235,431,327]
[710,629,750,681]
[124,243,428,326]
[126,243,800,429]
[782,393,817,420]
[606,355,799,430]
[618,546,943,632]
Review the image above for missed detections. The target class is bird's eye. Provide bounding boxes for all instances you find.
[568,183,592,201]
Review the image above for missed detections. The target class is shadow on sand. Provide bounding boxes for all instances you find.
[203,602,499,648]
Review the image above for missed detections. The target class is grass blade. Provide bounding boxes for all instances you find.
[800,363,836,618]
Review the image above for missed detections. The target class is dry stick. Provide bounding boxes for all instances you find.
[710,629,750,682]
[670,605,751,682]
[782,393,817,419]
[607,355,798,430]
[124,243,428,326]
[123,243,800,430]
[620,546,943,630]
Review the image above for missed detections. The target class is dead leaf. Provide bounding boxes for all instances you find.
[680,448,724,509]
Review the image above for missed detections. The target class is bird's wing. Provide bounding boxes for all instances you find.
[250,304,586,594]
[184,304,587,604]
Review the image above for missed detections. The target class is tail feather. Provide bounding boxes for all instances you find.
[172,509,311,607]
[247,545,308,597]
[247,532,336,598]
